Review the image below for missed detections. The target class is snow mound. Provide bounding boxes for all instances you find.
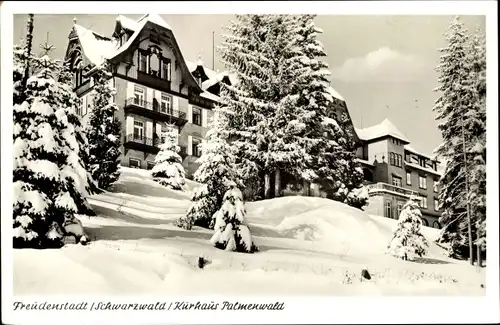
[247,196,388,253]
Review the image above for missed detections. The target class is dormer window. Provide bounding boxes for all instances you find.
[139,51,148,72]
[120,33,127,46]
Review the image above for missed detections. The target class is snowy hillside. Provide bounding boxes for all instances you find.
[13,167,485,296]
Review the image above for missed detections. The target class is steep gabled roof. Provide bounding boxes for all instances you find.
[355,118,410,143]
[70,24,118,66]
[107,14,202,92]
[115,15,139,32]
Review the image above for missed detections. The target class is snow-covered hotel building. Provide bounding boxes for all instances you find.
[64,14,440,226]
[64,13,355,179]
[354,119,443,228]
[65,14,235,176]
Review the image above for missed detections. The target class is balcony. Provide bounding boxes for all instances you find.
[366,182,420,199]
[124,97,188,127]
[137,70,171,93]
[123,133,161,156]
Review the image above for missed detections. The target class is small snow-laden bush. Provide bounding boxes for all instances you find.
[387,196,429,261]
[210,185,258,253]
[151,128,186,191]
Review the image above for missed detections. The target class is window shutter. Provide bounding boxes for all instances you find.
[82,95,87,115]
[127,81,134,99]
[201,108,208,127]
[156,123,162,141]
[126,115,134,137]
[146,121,153,139]
[188,104,193,123]
[146,88,153,108]
[173,96,179,111]
[187,135,193,155]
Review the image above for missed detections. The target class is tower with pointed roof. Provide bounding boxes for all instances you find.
[353,118,442,228]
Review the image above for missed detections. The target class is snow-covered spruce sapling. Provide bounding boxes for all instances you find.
[151,128,186,190]
[177,127,241,230]
[387,197,429,261]
[210,184,258,253]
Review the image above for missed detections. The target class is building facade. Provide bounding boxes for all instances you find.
[65,14,234,177]
[354,119,442,228]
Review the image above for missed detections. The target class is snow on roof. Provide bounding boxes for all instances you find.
[116,14,139,31]
[108,19,148,59]
[200,90,220,103]
[327,86,344,101]
[73,24,118,65]
[355,118,409,143]
[405,161,442,177]
[404,145,438,161]
[109,14,172,60]
[201,71,237,90]
[355,158,374,167]
[137,13,172,30]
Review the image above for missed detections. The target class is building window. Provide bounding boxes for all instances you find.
[75,98,83,116]
[419,175,427,189]
[434,198,439,211]
[134,85,145,104]
[433,180,438,193]
[389,152,402,167]
[419,158,426,167]
[433,221,440,229]
[192,138,202,157]
[192,107,202,126]
[392,175,402,187]
[147,161,155,170]
[133,121,144,140]
[406,171,412,185]
[419,196,428,209]
[385,201,392,219]
[421,218,429,227]
[397,202,403,217]
[162,60,171,81]
[405,153,410,163]
[129,158,141,169]
[161,93,172,114]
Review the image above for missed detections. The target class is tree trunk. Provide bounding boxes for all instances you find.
[477,244,482,268]
[302,179,309,196]
[274,169,281,198]
[264,173,271,199]
[21,14,34,97]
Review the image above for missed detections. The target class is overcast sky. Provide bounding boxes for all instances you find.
[13,14,485,156]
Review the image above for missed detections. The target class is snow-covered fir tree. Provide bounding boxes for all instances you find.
[210,184,258,253]
[86,63,122,190]
[433,16,485,261]
[387,197,429,261]
[467,26,487,264]
[13,55,81,248]
[322,110,368,209]
[176,117,243,230]
[151,127,186,190]
[218,15,311,199]
[56,66,96,215]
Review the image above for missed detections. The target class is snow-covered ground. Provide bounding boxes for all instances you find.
[13,167,485,296]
